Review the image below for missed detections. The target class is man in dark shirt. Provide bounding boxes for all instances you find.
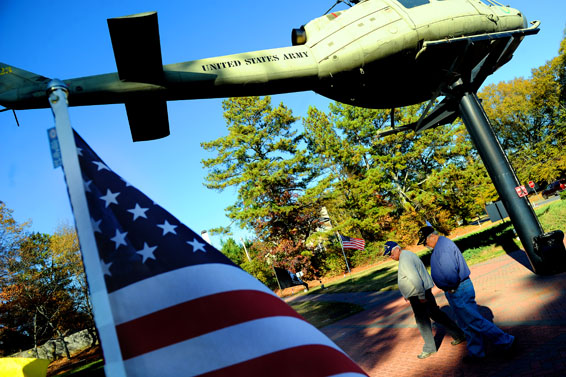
[417,226,515,362]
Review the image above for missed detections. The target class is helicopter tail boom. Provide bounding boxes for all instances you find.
[0,63,51,110]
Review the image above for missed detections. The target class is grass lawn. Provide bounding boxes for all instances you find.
[302,199,566,295]
[288,300,364,328]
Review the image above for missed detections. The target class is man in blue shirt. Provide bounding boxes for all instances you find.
[384,241,465,359]
[417,226,515,362]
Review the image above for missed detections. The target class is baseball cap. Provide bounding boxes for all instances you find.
[417,226,435,245]
[383,241,399,256]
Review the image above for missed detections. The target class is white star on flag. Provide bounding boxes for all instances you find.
[157,220,177,236]
[136,243,158,263]
[101,259,112,276]
[100,189,120,208]
[127,203,149,221]
[93,160,110,171]
[187,238,207,253]
[91,218,102,233]
[110,229,128,250]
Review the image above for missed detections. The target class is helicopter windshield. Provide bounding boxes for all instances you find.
[396,0,430,8]
[476,0,508,6]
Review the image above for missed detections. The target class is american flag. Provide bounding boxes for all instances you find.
[72,131,368,376]
[339,235,365,250]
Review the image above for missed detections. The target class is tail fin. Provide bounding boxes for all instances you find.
[0,63,50,109]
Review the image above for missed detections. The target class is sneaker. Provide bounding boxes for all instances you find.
[417,351,436,359]
[451,338,465,346]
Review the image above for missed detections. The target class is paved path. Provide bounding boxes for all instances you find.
[287,250,566,376]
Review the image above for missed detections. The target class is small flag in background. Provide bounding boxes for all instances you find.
[273,267,309,291]
[339,234,365,250]
[71,131,368,377]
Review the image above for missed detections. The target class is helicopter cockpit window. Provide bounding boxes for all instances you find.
[395,0,430,8]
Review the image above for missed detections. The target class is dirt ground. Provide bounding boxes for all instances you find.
[47,346,102,376]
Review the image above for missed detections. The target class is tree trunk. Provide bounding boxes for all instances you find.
[33,314,39,358]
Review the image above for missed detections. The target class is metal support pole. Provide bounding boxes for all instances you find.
[336,232,352,276]
[458,92,565,274]
[48,79,127,376]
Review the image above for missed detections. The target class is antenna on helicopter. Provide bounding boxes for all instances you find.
[324,0,359,15]
[0,107,20,127]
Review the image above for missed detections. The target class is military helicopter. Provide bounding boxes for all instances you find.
[0,0,538,141]
[2,0,564,274]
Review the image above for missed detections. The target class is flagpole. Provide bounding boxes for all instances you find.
[336,232,352,277]
[48,80,127,377]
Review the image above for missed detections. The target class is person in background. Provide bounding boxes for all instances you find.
[384,241,465,359]
[417,226,515,362]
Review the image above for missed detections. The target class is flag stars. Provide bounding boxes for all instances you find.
[93,161,110,171]
[127,203,149,221]
[187,238,207,253]
[157,220,177,236]
[101,259,112,276]
[84,179,92,193]
[137,242,158,263]
[100,189,120,208]
[110,229,128,250]
[121,177,132,187]
[91,218,102,233]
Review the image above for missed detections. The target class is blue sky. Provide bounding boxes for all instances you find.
[1,0,564,248]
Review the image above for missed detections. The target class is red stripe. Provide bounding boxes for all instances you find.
[116,290,303,360]
[200,344,368,377]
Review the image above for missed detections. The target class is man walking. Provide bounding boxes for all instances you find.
[417,226,515,362]
[384,241,465,359]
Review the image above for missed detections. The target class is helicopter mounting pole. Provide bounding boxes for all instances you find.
[457,90,566,275]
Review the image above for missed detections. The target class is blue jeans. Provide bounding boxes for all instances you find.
[445,278,514,357]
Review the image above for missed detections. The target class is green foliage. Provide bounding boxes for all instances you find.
[240,258,277,289]
[202,96,328,278]
[479,36,566,185]
[220,237,246,265]
[560,190,566,201]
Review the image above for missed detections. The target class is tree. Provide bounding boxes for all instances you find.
[0,214,94,358]
[220,237,246,266]
[303,101,484,242]
[0,202,32,355]
[50,225,97,346]
[480,36,566,184]
[202,96,323,277]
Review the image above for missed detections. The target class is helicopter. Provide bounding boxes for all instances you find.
[0,0,538,142]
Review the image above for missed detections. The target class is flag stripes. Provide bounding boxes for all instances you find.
[200,345,368,377]
[340,234,365,250]
[109,263,275,324]
[121,317,364,376]
[116,289,303,360]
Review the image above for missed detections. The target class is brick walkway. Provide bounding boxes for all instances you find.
[288,250,566,376]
